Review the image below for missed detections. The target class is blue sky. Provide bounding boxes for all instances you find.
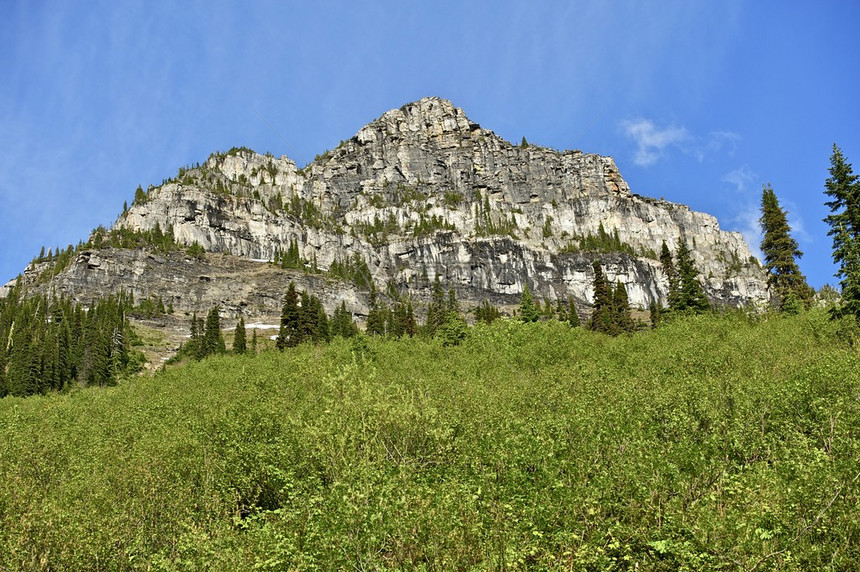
[2,1,858,288]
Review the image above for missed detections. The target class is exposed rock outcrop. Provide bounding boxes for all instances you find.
[6,97,769,317]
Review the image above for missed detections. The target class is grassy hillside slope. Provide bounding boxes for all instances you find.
[1,311,858,570]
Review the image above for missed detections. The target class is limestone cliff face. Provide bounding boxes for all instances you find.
[9,97,768,315]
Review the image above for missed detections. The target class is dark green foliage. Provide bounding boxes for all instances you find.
[760,183,812,310]
[202,307,227,357]
[87,223,181,254]
[588,261,612,333]
[610,281,634,334]
[328,253,373,290]
[567,295,581,328]
[411,214,456,237]
[475,299,501,325]
[133,185,146,205]
[823,144,860,323]
[366,286,387,336]
[186,241,206,260]
[250,329,258,353]
[560,222,653,258]
[233,318,247,354]
[519,284,539,323]
[354,213,400,245]
[674,240,711,314]
[273,238,303,270]
[649,300,662,328]
[660,240,679,308]
[331,302,359,339]
[0,289,142,397]
[424,276,448,336]
[276,282,300,349]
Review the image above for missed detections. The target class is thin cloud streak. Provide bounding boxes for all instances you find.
[621,119,689,167]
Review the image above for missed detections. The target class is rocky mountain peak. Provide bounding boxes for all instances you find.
[6,98,771,322]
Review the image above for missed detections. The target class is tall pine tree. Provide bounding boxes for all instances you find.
[675,241,710,314]
[233,317,247,354]
[588,261,612,332]
[519,284,539,323]
[276,282,301,349]
[760,183,811,310]
[823,144,860,322]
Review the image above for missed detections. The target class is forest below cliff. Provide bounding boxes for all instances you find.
[1,309,857,570]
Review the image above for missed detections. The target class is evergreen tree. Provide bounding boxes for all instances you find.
[187,312,203,360]
[567,296,581,328]
[675,241,710,314]
[315,299,330,343]
[519,284,539,323]
[555,299,567,322]
[588,261,612,332]
[425,275,447,335]
[251,329,258,353]
[233,317,247,354]
[366,286,387,336]
[611,281,634,334]
[388,302,406,338]
[404,299,418,337]
[760,183,811,310]
[297,291,315,344]
[475,300,501,324]
[446,289,460,322]
[203,306,226,356]
[823,144,860,322]
[276,282,301,349]
[660,240,680,310]
[649,300,661,328]
[332,301,358,338]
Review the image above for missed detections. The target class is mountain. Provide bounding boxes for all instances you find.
[4,97,768,322]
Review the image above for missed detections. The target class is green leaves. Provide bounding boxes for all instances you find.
[0,311,858,568]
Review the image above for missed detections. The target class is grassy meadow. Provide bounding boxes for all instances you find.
[1,310,859,570]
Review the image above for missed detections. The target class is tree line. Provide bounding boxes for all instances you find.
[0,285,143,398]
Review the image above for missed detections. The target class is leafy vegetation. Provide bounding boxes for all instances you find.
[0,310,858,569]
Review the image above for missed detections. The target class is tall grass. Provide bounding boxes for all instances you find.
[0,310,858,570]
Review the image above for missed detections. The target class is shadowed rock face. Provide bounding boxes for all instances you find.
[7,97,769,317]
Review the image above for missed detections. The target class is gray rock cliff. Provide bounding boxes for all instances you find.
[6,97,769,318]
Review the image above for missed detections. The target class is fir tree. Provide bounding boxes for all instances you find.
[446,289,460,322]
[649,300,661,328]
[567,296,581,328]
[250,329,258,353]
[203,306,226,356]
[475,300,501,324]
[675,241,710,314]
[425,275,447,335]
[760,183,811,310]
[233,317,247,354]
[588,261,612,332]
[276,282,301,349]
[404,299,418,337]
[660,240,680,311]
[611,281,634,334]
[823,144,860,322]
[519,284,539,323]
[366,286,387,336]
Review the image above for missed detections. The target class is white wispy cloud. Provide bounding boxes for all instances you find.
[620,119,689,166]
[722,165,756,193]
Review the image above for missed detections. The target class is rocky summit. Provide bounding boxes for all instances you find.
[7,97,768,321]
